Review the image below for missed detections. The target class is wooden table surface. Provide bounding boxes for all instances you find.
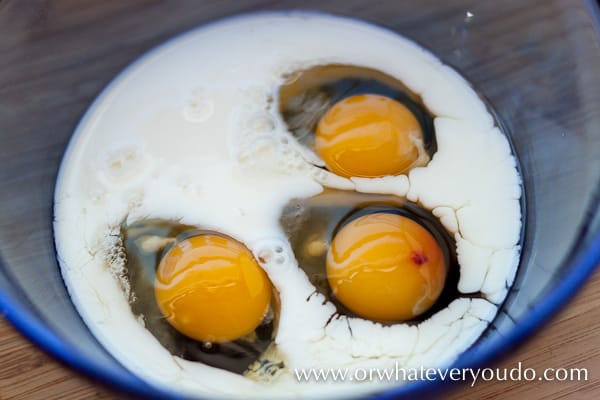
[1,268,598,400]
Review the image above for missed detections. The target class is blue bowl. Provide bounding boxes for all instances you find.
[1,1,599,398]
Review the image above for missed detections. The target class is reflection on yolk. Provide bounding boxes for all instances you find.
[154,234,271,343]
[315,94,425,178]
[326,213,446,322]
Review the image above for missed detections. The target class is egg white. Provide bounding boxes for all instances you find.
[54,12,521,399]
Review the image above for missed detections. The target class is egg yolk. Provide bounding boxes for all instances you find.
[154,234,271,343]
[326,213,446,322]
[315,94,425,178]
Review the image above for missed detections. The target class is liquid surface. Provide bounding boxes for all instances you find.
[54,12,522,399]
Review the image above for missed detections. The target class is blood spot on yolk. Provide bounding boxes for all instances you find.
[154,234,271,343]
[326,213,446,322]
[411,252,428,265]
[315,94,427,178]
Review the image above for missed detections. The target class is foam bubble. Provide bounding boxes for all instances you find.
[182,88,214,122]
[99,146,148,184]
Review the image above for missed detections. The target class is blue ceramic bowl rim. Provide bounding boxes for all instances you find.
[1,3,599,399]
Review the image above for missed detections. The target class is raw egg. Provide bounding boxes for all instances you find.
[154,234,272,343]
[315,94,426,178]
[326,213,446,321]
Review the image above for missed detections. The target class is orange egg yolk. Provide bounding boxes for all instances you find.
[326,213,446,322]
[154,234,271,343]
[315,94,425,178]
